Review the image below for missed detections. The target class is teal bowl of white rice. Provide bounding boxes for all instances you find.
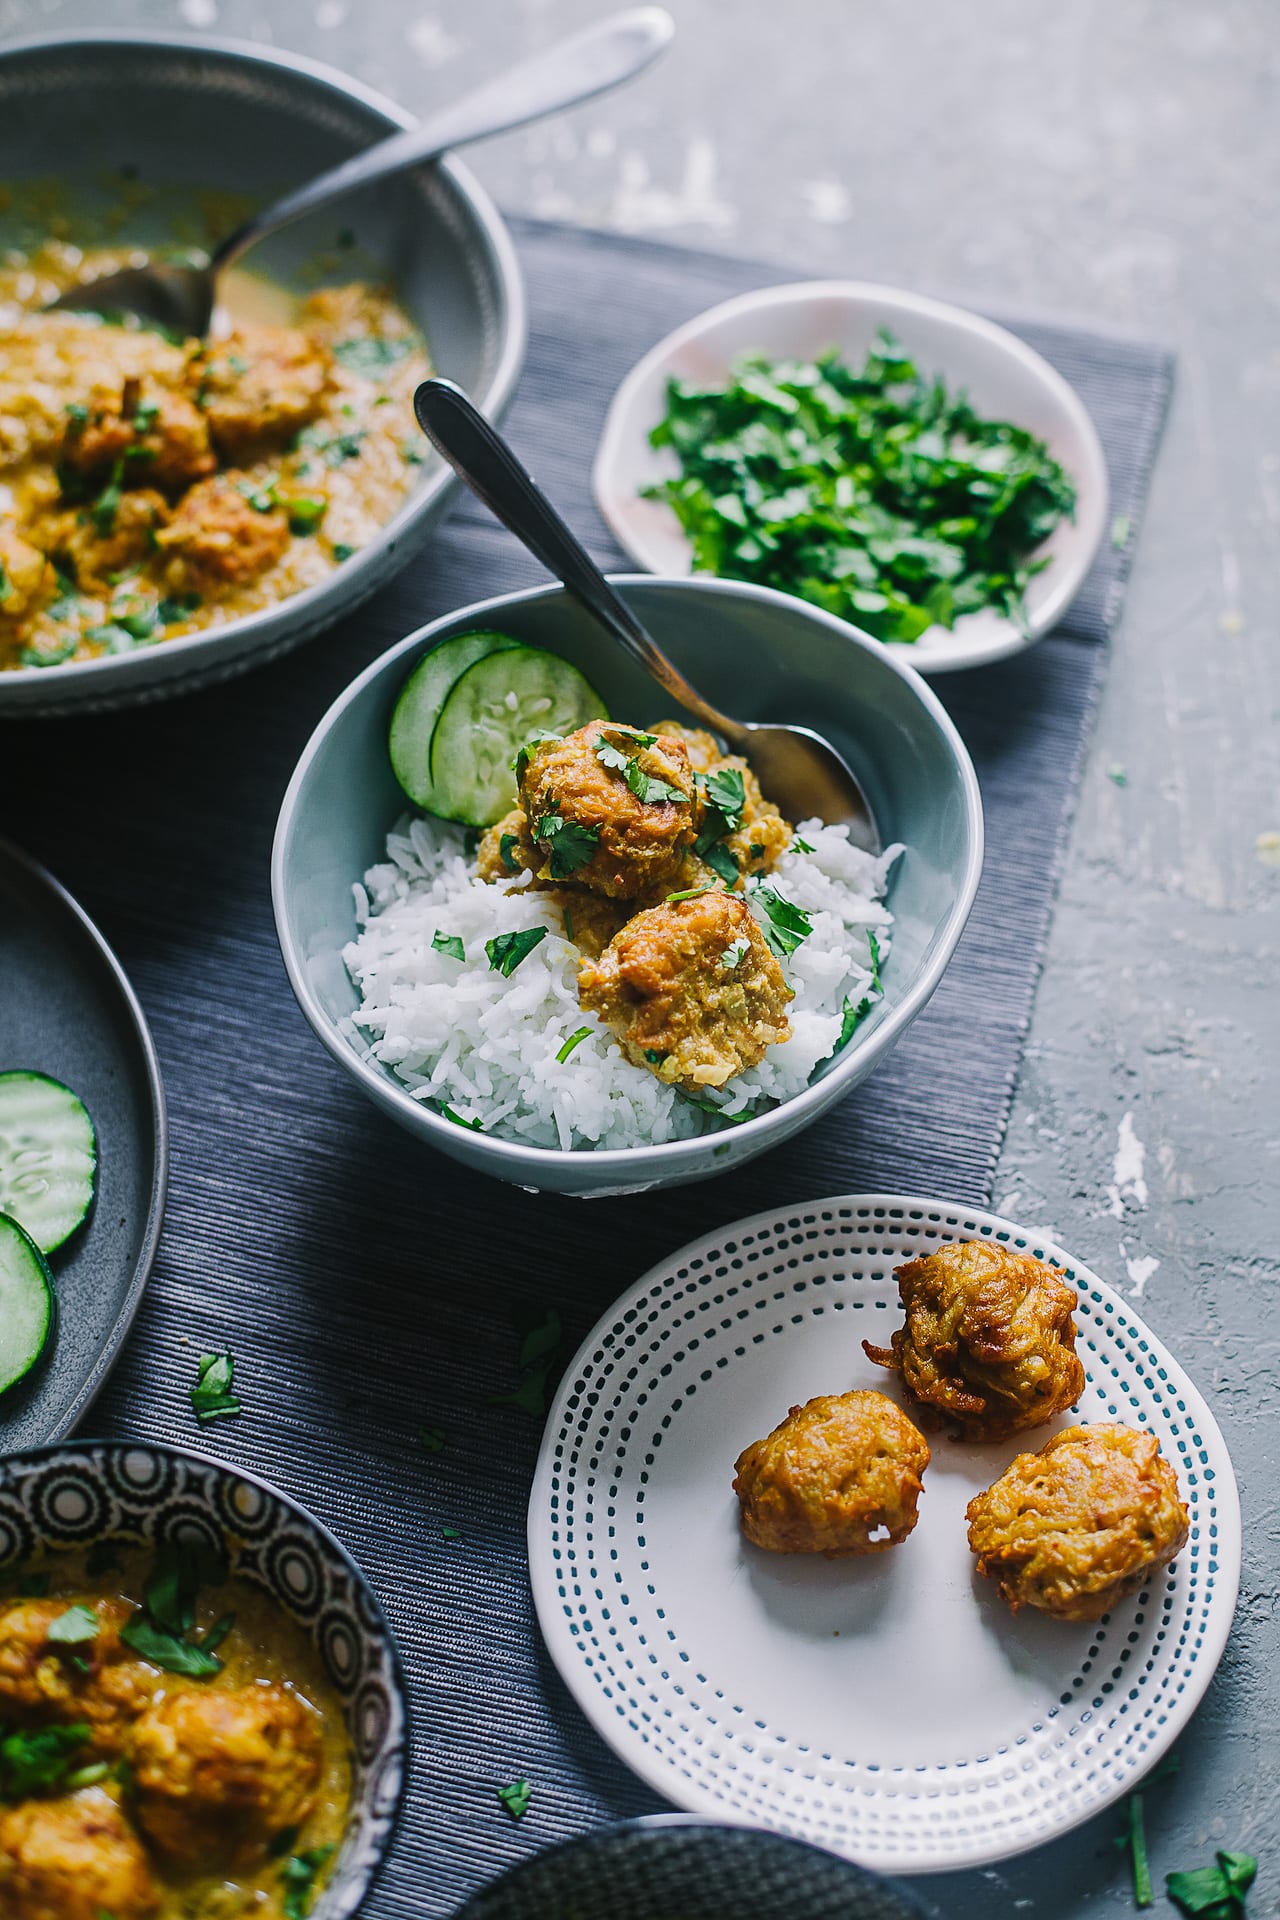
[271,576,983,1197]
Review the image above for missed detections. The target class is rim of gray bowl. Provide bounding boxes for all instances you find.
[271,574,986,1180]
[0,1436,410,1920]
[0,27,527,707]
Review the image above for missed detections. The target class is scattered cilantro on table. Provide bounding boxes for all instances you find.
[190,1350,241,1425]
[489,1304,566,1419]
[645,332,1076,643]
[1166,1852,1257,1918]
[496,1777,533,1821]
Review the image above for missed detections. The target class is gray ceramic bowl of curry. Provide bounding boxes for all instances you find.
[0,1441,407,1919]
[0,31,524,715]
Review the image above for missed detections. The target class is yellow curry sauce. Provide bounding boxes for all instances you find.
[0,241,430,671]
[0,1546,351,1919]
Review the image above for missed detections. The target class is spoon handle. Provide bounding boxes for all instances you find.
[413,378,747,743]
[212,9,674,273]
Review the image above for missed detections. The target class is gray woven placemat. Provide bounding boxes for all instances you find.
[0,220,1172,1913]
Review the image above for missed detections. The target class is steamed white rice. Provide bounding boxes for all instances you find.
[342,816,902,1152]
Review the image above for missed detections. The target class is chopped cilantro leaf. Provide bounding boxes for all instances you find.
[643,1049,668,1065]
[200,1613,236,1656]
[680,1090,753,1125]
[666,883,717,902]
[287,494,328,534]
[1166,1852,1257,1919]
[280,1845,335,1920]
[237,474,280,514]
[594,735,632,772]
[488,1305,565,1418]
[20,636,79,667]
[750,880,813,956]
[721,935,750,969]
[700,840,740,885]
[91,465,124,535]
[157,592,200,624]
[556,1026,593,1063]
[496,1778,532,1821]
[624,760,688,806]
[119,1614,224,1678]
[702,765,746,828]
[499,832,521,873]
[511,727,563,778]
[333,335,414,376]
[867,928,883,992]
[432,930,465,962]
[46,1604,99,1646]
[442,1106,483,1131]
[64,401,89,427]
[792,833,814,854]
[331,542,356,562]
[190,1350,241,1425]
[837,993,872,1050]
[441,1525,462,1543]
[0,562,8,602]
[0,1723,92,1799]
[533,813,600,879]
[417,1426,446,1453]
[486,927,548,976]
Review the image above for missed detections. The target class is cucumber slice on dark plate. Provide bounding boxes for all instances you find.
[428,644,608,827]
[0,1211,55,1397]
[389,629,523,808]
[0,1069,96,1253]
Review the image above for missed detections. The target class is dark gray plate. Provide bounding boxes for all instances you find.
[0,838,166,1446]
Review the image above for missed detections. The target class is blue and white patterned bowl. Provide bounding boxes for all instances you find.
[0,1441,408,1920]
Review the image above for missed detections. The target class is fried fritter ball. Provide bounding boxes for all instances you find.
[0,1788,160,1920]
[734,1391,930,1556]
[0,1598,155,1752]
[967,1423,1189,1621]
[190,325,331,460]
[517,722,702,900]
[157,473,290,591]
[863,1239,1086,1440]
[578,888,791,1089]
[129,1681,323,1869]
[59,378,216,492]
[474,811,630,956]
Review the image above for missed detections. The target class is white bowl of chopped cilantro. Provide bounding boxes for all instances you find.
[593,281,1108,673]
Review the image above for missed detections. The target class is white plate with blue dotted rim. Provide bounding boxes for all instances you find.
[528,1195,1240,1874]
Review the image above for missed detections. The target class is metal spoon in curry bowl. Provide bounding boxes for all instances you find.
[49,9,674,337]
[413,377,880,847]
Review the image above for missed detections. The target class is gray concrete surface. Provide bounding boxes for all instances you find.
[3,0,1275,1909]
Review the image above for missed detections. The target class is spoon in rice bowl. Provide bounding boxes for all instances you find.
[413,378,879,848]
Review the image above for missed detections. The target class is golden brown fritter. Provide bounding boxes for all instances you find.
[0,1789,160,1920]
[863,1239,1086,1440]
[157,473,290,591]
[0,1598,155,1752]
[966,1423,1189,1621]
[129,1681,323,1870]
[578,888,791,1089]
[190,325,331,460]
[734,1391,930,1557]
[557,888,630,960]
[58,377,216,493]
[0,522,52,620]
[517,722,702,900]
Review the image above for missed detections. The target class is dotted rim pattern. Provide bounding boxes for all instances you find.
[528,1195,1241,1874]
